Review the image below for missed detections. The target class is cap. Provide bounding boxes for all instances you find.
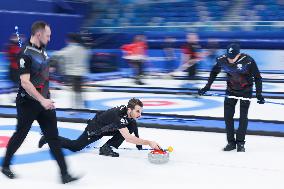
[226,43,240,59]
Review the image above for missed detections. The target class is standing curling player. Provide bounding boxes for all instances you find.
[1,21,78,184]
[198,43,265,152]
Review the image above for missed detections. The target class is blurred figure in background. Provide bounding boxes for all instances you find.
[121,35,147,85]
[5,34,25,87]
[55,33,89,109]
[3,33,25,104]
[206,39,219,63]
[180,33,202,79]
[163,36,177,73]
[204,38,220,70]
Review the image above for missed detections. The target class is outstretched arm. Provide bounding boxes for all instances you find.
[119,127,160,150]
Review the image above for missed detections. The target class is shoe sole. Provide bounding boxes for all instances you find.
[237,149,245,152]
[2,170,16,179]
[223,147,236,151]
[62,177,80,184]
[99,153,119,157]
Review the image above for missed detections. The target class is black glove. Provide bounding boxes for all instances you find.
[198,86,209,96]
[256,94,265,104]
[136,145,143,150]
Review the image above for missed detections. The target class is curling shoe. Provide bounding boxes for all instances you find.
[223,142,236,151]
[61,173,79,184]
[1,167,16,179]
[99,144,119,157]
[237,143,245,152]
[135,80,145,85]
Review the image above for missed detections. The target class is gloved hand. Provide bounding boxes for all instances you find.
[256,94,265,104]
[136,145,143,150]
[198,86,210,96]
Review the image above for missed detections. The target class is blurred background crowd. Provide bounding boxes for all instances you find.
[0,0,284,109]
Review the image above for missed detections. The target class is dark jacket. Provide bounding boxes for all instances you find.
[87,105,138,136]
[17,42,50,102]
[205,53,262,97]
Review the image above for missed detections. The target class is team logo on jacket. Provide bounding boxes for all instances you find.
[237,64,242,70]
[120,118,128,125]
[20,58,25,68]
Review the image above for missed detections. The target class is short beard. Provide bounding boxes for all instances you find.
[39,40,46,48]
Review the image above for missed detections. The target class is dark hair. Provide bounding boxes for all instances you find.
[127,98,143,109]
[67,33,82,43]
[31,21,49,36]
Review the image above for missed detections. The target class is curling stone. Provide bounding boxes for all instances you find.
[148,149,169,164]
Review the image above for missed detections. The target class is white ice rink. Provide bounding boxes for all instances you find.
[1,74,284,188]
[1,118,284,189]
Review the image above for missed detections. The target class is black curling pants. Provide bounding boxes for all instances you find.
[2,99,68,175]
[128,59,144,83]
[59,125,136,152]
[224,97,251,144]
